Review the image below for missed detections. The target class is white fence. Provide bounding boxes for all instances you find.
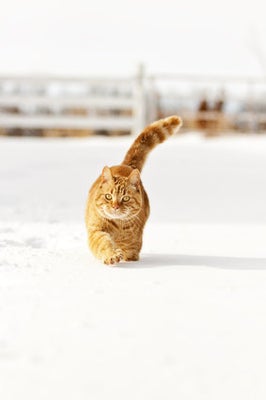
[1,68,266,135]
[149,73,266,132]
[0,68,147,135]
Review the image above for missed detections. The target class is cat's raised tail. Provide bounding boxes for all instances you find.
[122,115,182,172]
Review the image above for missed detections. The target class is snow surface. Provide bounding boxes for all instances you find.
[0,133,266,400]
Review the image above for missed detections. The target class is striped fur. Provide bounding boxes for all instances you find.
[122,115,182,172]
[85,115,182,265]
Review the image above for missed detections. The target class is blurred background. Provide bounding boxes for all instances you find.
[1,0,266,137]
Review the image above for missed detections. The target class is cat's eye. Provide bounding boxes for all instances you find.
[105,194,112,200]
[122,196,130,202]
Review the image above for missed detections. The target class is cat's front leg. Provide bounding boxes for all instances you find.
[88,230,124,265]
[121,239,142,262]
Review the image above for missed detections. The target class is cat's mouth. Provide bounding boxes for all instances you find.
[99,206,128,220]
[106,210,128,220]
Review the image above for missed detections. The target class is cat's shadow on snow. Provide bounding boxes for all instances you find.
[121,253,266,270]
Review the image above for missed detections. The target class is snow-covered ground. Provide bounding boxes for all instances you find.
[0,133,266,400]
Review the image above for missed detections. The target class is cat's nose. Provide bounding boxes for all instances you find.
[112,202,120,210]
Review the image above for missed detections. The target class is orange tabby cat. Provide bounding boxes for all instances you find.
[85,115,182,265]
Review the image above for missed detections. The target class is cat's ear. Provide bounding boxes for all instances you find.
[128,169,140,187]
[101,166,113,183]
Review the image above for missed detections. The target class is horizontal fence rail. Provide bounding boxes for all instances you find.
[0,95,134,109]
[0,115,134,130]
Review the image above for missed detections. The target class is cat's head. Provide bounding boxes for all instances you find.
[94,166,142,220]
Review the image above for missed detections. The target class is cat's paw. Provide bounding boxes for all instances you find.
[124,254,139,262]
[103,249,124,265]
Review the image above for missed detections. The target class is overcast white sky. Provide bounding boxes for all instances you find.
[1,0,266,76]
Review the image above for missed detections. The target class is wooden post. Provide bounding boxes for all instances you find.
[132,64,146,135]
[146,76,158,123]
